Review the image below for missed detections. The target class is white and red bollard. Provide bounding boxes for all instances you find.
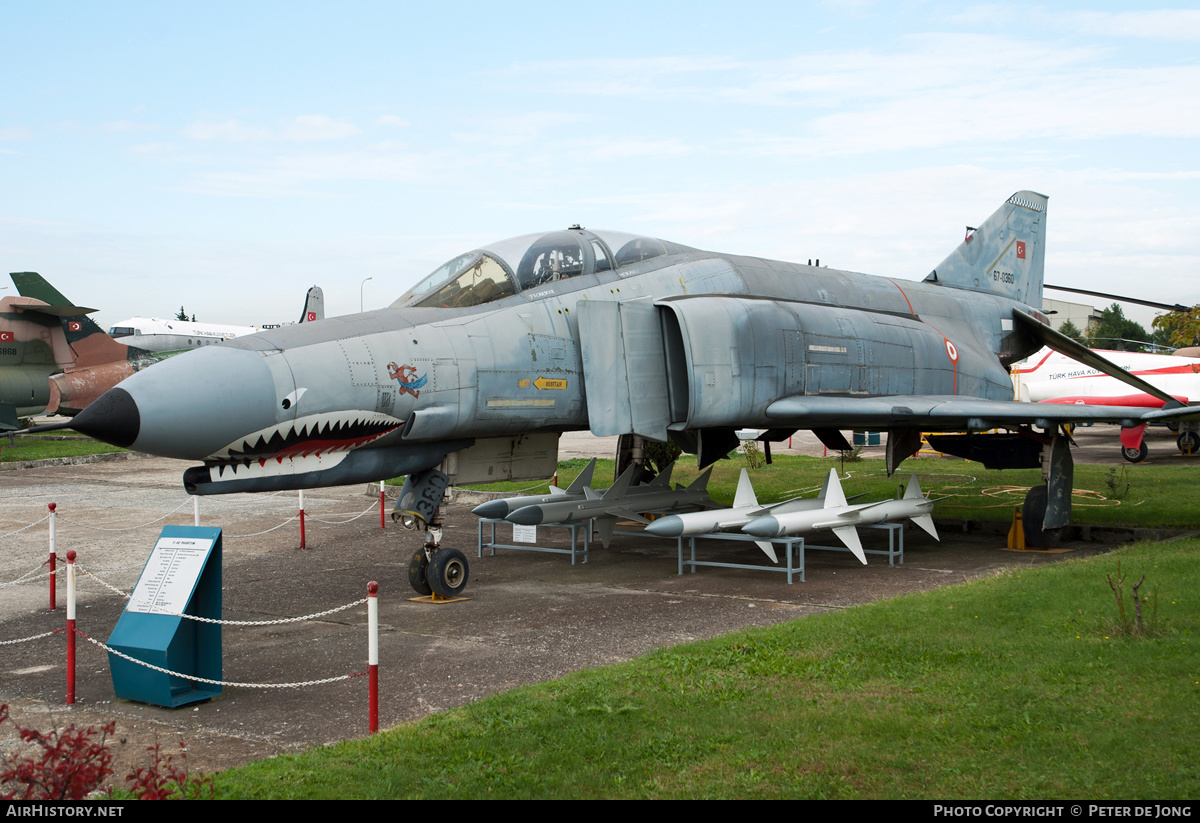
[367,580,379,733]
[66,549,76,705]
[298,489,306,550]
[379,481,386,530]
[48,502,57,611]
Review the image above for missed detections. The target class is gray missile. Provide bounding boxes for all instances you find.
[471,458,597,519]
[506,463,716,548]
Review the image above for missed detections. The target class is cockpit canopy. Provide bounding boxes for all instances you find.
[395,228,684,310]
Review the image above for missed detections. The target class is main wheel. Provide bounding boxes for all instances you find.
[408,549,432,596]
[1121,441,1148,463]
[428,548,470,598]
[1022,485,1062,549]
[1178,432,1200,456]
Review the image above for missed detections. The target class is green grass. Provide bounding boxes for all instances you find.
[0,434,128,463]
[210,537,1200,799]
[461,454,1200,530]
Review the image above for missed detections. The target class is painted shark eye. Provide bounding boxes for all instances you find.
[281,388,307,410]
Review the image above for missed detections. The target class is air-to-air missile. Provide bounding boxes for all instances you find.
[505,463,717,547]
[471,458,598,520]
[742,469,941,564]
[644,469,833,562]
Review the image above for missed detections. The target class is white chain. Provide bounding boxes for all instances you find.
[0,628,64,646]
[58,498,194,532]
[0,513,51,540]
[307,502,379,525]
[77,631,364,689]
[77,565,369,626]
[223,515,298,538]
[0,564,52,588]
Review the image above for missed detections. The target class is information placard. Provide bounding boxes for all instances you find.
[127,536,215,614]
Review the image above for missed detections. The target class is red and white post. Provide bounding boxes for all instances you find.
[379,481,386,530]
[367,580,379,733]
[298,488,306,550]
[66,549,76,705]
[48,502,57,611]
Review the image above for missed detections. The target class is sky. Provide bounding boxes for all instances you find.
[3,1,1198,331]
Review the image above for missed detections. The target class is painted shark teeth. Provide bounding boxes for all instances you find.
[206,411,404,463]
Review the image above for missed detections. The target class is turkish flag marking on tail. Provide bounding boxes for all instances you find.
[68,321,82,332]
[1016,241,1026,259]
[307,312,316,322]
[0,332,12,342]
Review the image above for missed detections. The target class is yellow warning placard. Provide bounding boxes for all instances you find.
[533,377,567,390]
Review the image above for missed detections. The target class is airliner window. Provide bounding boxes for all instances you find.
[412,254,516,308]
[515,232,585,289]
[109,327,135,337]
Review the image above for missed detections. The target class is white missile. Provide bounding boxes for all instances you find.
[644,469,855,562]
[741,469,941,564]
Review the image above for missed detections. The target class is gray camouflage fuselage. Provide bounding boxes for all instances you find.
[73,191,1178,497]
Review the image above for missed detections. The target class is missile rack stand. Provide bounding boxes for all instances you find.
[477,518,592,565]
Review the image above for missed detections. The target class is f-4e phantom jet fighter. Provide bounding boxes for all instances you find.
[58,191,1200,596]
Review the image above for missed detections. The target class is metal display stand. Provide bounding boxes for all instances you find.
[676,532,807,583]
[107,526,223,708]
[477,518,592,565]
[804,522,905,565]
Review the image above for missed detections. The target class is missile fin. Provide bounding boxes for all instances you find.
[832,525,867,564]
[565,458,597,494]
[756,540,779,563]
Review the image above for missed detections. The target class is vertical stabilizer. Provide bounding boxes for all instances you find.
[300,286,324,323]
[924,191,1047,306]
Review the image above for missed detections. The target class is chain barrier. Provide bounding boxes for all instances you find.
[1,563,52,589]
[307,501,380,525]
[76,630,366,689]
[57,497,195,532]
[0,513,51,541]
[1,627,66,646]
[223,515,299,538]
[76,564,369,626]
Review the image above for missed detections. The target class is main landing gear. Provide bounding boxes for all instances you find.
[395,467,471,599]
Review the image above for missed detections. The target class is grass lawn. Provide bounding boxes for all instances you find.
[0,434,127,463]
[210,536,1199,799]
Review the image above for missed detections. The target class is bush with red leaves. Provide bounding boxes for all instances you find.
[0,703,115,800]
[126,740,213,800]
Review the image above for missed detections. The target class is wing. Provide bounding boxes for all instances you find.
[764,394,1200,430]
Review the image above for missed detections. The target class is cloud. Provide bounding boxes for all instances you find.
[282,115,361,141]
[375,115,411,128]
[183,119,272,142]
[1074,9,1200,41]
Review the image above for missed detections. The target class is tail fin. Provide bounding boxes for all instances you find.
[924,191,1047,306]
[300,286,324,323]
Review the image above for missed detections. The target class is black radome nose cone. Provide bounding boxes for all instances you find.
[69,388,141,448]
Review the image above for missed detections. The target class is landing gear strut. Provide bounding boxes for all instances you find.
[394,467,470,598]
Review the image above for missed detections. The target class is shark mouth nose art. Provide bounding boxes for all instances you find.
[206,411,404,475]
